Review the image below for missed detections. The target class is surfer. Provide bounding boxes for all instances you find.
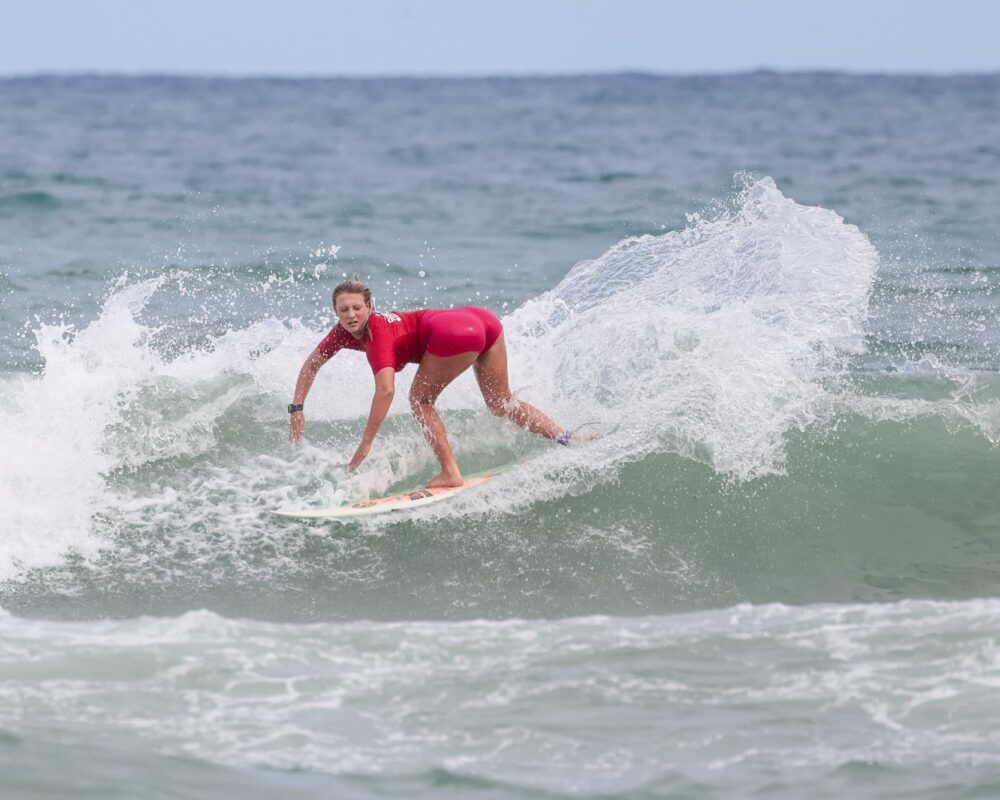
[288,277,577,488]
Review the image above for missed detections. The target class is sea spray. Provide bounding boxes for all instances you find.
[0,281,165,581]
[501,177,877,479]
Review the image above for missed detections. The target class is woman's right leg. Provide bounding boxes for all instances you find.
[473,334,562,439]
[410,350,479,488]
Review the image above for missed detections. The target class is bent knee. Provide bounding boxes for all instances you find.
[409,390,435,412]
[484,394,515,417]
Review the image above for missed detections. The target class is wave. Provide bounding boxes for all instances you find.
[0,190,61,211]
[2,599,1000,795]
[0,178,997,598]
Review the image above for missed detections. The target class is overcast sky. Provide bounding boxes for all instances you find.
[2,0,998,76]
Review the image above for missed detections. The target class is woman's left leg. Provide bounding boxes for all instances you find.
[409,350,479,488]
[473,334,563,439]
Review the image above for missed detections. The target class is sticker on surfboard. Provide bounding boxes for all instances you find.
[275,473,499,520]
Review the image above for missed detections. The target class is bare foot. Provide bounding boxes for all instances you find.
[426,470,464,489]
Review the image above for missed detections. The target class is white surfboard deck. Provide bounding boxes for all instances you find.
[275,473,499,520]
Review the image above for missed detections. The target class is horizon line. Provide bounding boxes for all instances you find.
[3,67,1000,81]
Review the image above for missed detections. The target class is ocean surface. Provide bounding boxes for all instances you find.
[1,73,999,798]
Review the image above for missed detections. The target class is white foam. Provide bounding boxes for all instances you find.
[2,599,1000,784]
[0,281,166,582]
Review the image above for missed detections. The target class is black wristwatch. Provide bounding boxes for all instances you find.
[288,403,304,414]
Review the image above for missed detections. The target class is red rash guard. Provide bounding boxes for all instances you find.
[317,310,428,373]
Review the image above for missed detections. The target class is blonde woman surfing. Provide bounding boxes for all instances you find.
[289,277,579,488]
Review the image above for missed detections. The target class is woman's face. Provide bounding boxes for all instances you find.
[335,292,372,338]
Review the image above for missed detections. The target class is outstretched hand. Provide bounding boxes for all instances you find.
[348,441,371,471]
[288,411,305,444]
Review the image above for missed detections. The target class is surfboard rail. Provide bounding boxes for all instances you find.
[275,473,499,520]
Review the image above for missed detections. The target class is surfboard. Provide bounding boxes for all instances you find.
[275,473,499,520]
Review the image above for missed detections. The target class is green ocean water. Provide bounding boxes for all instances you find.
[1,74,999,798]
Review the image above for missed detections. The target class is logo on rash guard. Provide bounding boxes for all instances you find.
[377,312,401,323]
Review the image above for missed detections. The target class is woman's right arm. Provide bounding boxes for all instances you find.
[288,346,330,443]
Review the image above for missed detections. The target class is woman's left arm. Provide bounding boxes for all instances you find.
[349,367,396,471]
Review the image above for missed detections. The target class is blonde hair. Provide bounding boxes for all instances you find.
[332,275,373,308]
[333,275,374,337]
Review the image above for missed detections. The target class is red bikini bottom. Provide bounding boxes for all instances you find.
[421,306,503,357]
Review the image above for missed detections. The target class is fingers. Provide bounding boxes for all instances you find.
[348,443,370,472]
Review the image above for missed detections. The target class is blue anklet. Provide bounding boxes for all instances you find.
[556,430,573,446]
